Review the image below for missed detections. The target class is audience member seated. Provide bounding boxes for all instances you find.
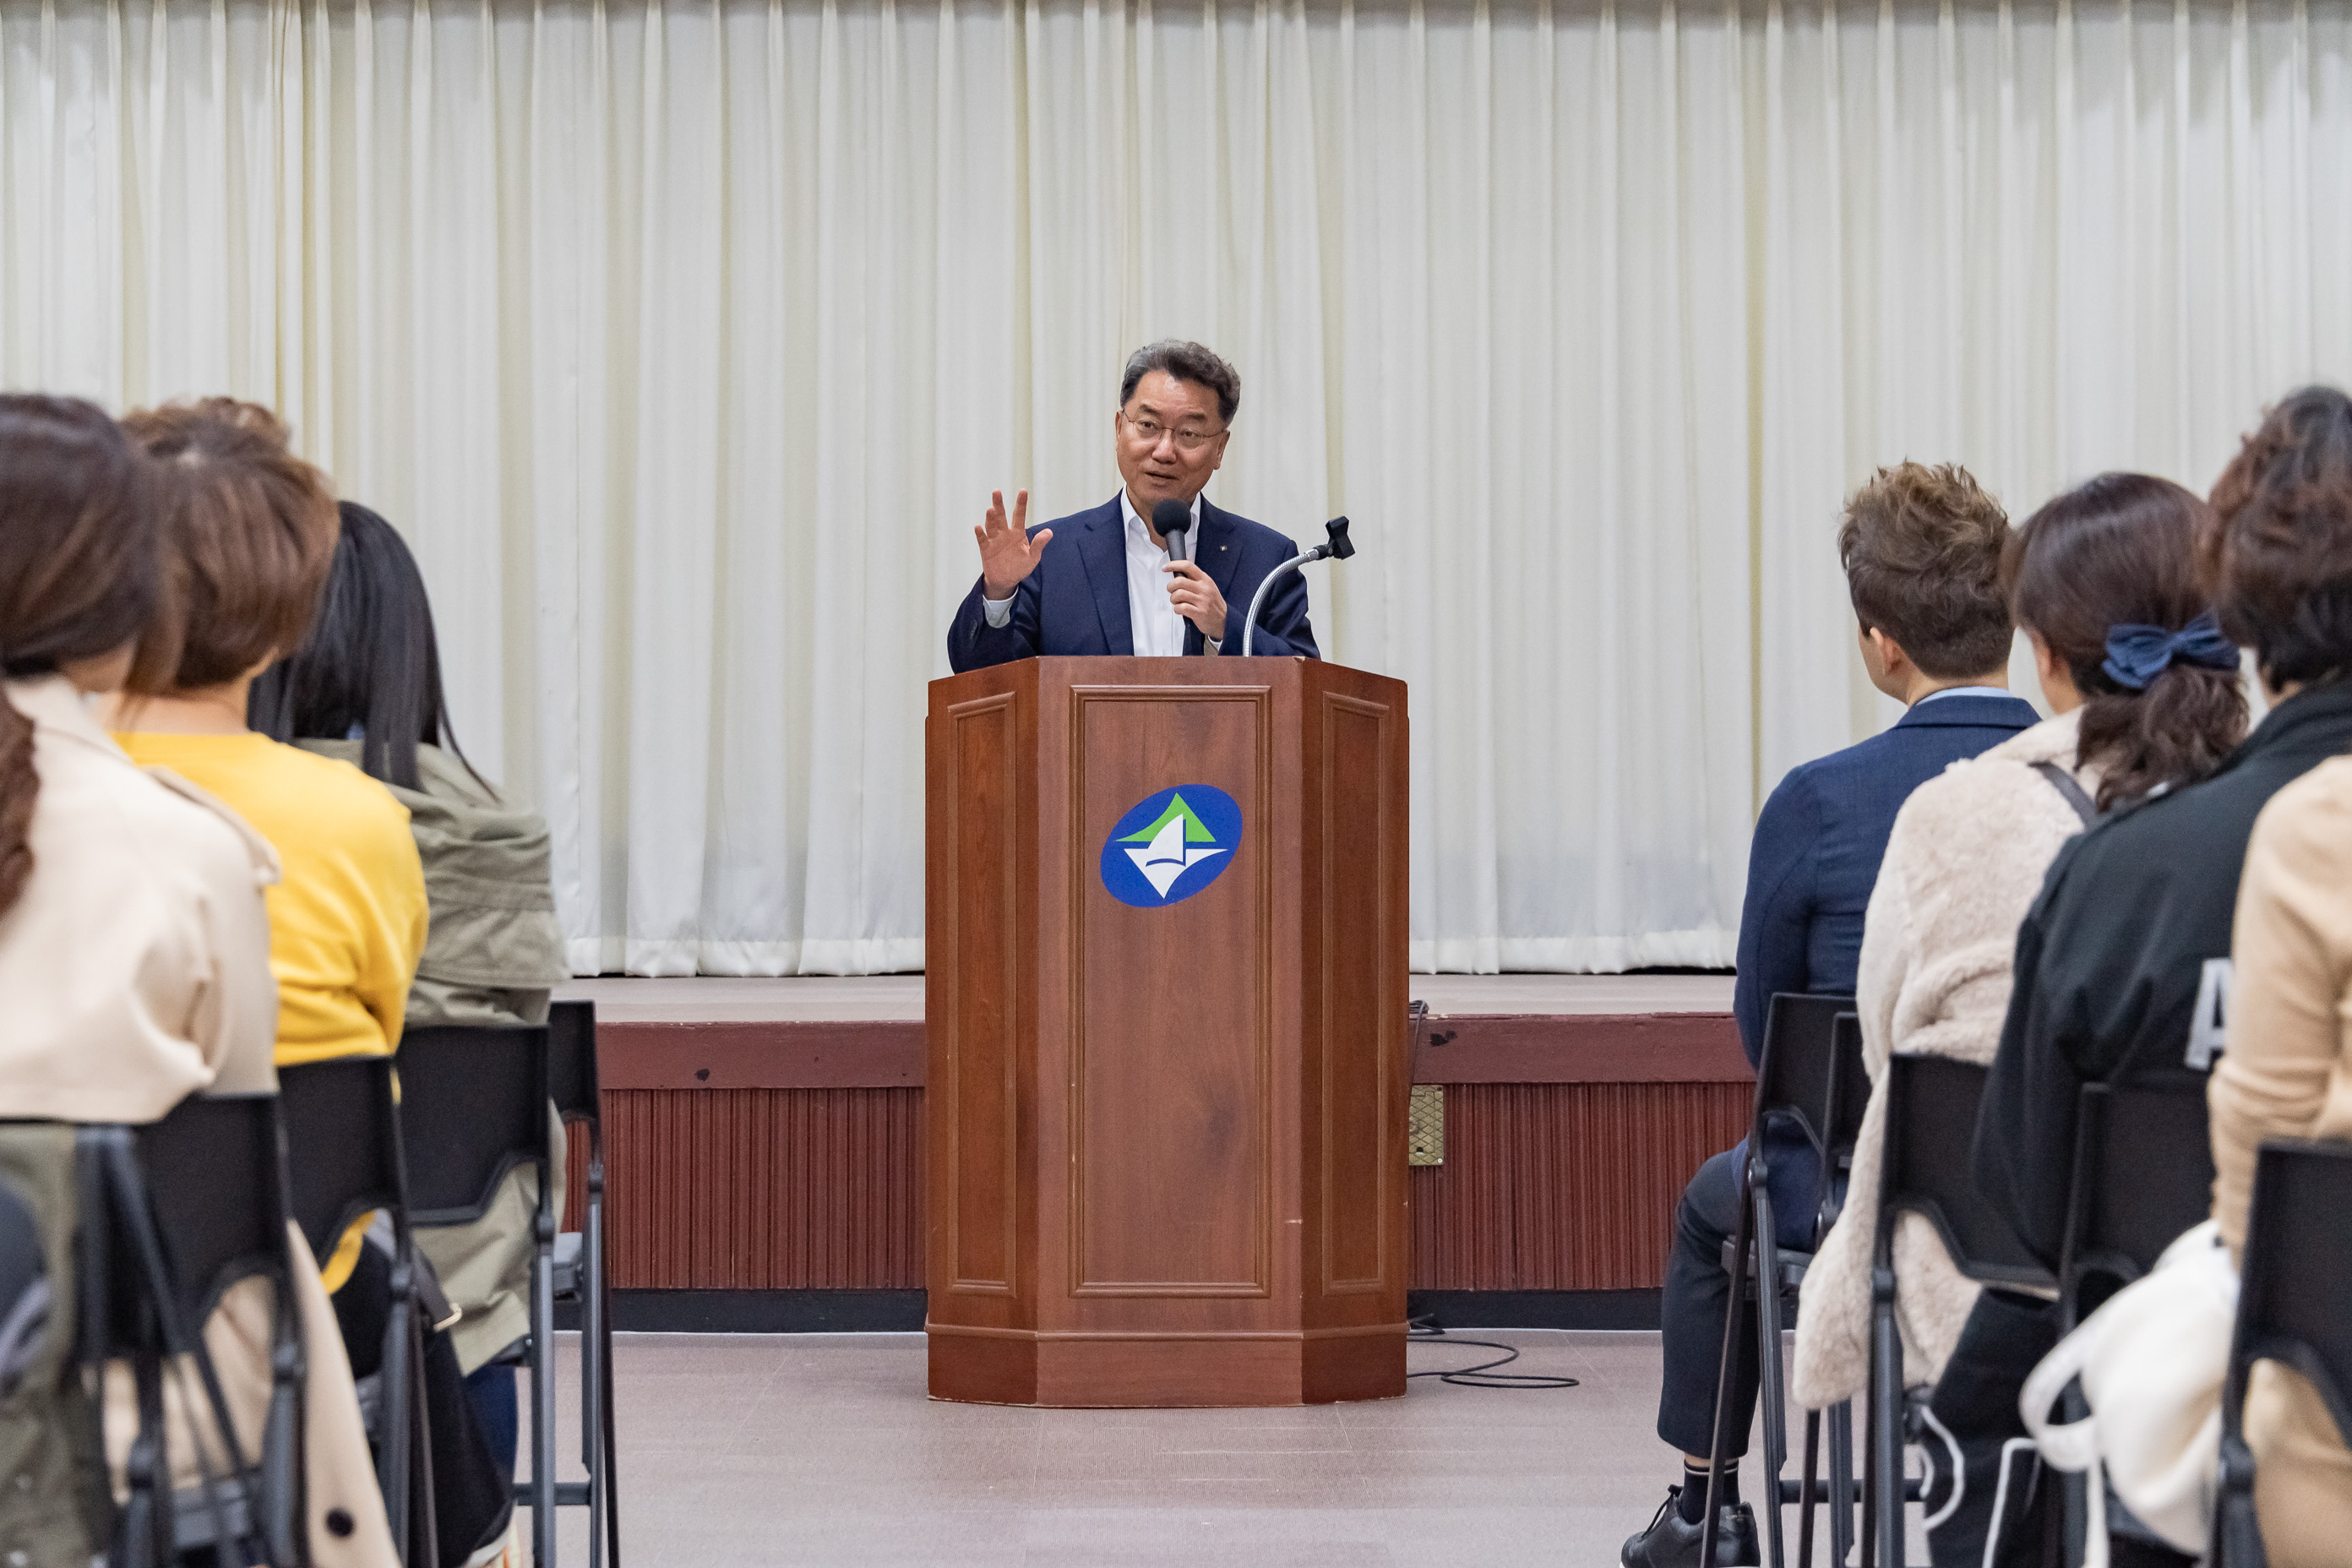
[105,400,519,1565]
[107,399,428,1100]
[253,500,571,1495]
[1625,462,2039,1568]
[1789,475,2247,1565]
[1959,385,2352,1568]
[2205,606,2352,1561]
[0,394,395,1565]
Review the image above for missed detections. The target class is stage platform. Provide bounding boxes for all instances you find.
[552,972,1744,1089]
[554,972,1734,1021]
[547,974,1749,1333]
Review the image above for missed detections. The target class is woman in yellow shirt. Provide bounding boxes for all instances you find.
[106,399,428,1064]
[108,400,516,1568]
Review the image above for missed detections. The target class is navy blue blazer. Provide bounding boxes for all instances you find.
[1732,690,2042,1234]
[946,495,1320,672]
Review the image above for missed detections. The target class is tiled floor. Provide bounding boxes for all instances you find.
[550,972,1734,1024]
[529,1329,1913,1567]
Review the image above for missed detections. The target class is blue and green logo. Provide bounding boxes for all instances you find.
[1099,785,1244,907]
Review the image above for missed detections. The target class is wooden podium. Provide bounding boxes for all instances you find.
[923,656,1410,1407]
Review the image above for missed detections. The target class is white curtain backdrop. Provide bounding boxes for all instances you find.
[3,0,2349,974]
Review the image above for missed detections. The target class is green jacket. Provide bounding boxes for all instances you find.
[0,1126,108,1568]
[302,741,574,1371]
[298,741,570,1026]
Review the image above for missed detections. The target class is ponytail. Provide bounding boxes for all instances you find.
[2076,660,2246,813]
[0,692,36,918]
[2006,473,2252,810]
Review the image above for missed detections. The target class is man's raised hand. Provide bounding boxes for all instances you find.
[977,489,1053,599]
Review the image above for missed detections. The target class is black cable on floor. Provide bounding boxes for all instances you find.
[1405,1315,1580,1390]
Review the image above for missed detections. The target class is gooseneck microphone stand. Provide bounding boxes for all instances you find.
[1239,517,1353,657]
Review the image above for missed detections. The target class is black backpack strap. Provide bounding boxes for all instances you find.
[2032,760,2100,827]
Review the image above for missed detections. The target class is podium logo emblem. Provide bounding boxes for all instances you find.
[1100,785,1243,907]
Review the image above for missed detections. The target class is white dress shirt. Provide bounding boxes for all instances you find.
[981,491,1217,653]
[1119,489,1200,657]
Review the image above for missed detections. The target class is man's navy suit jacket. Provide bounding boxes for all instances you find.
[1733,691,2044,1231]
[946,495,1319,672]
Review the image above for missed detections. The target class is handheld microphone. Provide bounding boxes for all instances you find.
[1241,517,1354,657]
[1152,498,1191,562]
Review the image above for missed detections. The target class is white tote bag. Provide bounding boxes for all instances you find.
[2019,1220,2240,1565]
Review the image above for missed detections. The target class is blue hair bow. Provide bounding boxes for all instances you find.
[2102,611,2239,690]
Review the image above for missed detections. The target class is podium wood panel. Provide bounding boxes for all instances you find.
[924,657,1408,1406]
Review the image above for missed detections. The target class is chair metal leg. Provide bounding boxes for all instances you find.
[584,1166,612,1568]
[533,1234,558,1568]
[2059,1381,2090,1568]
[1701,1178,1761,1566]
[380,1264,414,1566]
[1828,1399,1856,1568]
[1870,1267,1904,1568]
[407,1304,439,1568]
[1859,1360,1877,1568]
[1755,1191,1792,1568]
[597,1198,622,1568]
[1799,1409,1821,1568]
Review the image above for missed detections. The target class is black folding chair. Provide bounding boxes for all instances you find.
[79,1094,304,1568]
[276,1056,433,1565]
[2212,1139,2352,1568]
[2058,1081,2214,1330]
[399,1000,618,1568]
[547,999,618,1568]
[1869,1055,2055,1568]
[1794,1010,1872,1568]
[1701,992,1861,1568]
[2050,1080,2216,1562]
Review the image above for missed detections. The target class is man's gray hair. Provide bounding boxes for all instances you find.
[1119,340,1241,427]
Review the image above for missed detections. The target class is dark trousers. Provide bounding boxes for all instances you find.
[1925,1289,2060,1568]
[1926,1291,2197,1568]
[1656,1146,1816,1459]
[465,1363,520,1483]
[335,1243,515,1565]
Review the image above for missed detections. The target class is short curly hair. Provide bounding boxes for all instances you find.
[2202,385,2352,689]
[120,398,340,694]
[1838,461,2015,679]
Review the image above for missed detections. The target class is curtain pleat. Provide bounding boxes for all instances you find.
[3,0,2349,973]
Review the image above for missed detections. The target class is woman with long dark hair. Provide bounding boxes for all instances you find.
[1793,472,2249,1568]
[253,502,569,1511]
[0,395,398,1566]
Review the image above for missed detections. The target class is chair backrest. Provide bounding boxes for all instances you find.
[1752,993,1855,1156]
[2230,1139,2352,1451]
[2061,1080,2215,1320]
[547,999,600,1124]
[87,1098,302,1568]
[1881,1054,2054,1290]
[126,1093,294,1332]
[275,1057,408,1266]
[395,1023,549,1224]
[1821,1010,1871,1159]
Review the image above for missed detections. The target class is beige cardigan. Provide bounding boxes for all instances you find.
[1794,710,2098,1409]
[0,675,278,1115]
[0,677,397,1568]
[2210,758,2352,1568]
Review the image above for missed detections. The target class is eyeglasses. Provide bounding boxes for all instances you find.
[1121,413,1226,454]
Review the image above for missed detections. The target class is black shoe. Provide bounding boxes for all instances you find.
[1620,1487,1761,1567]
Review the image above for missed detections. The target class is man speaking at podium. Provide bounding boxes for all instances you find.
[946,340,1320,672]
